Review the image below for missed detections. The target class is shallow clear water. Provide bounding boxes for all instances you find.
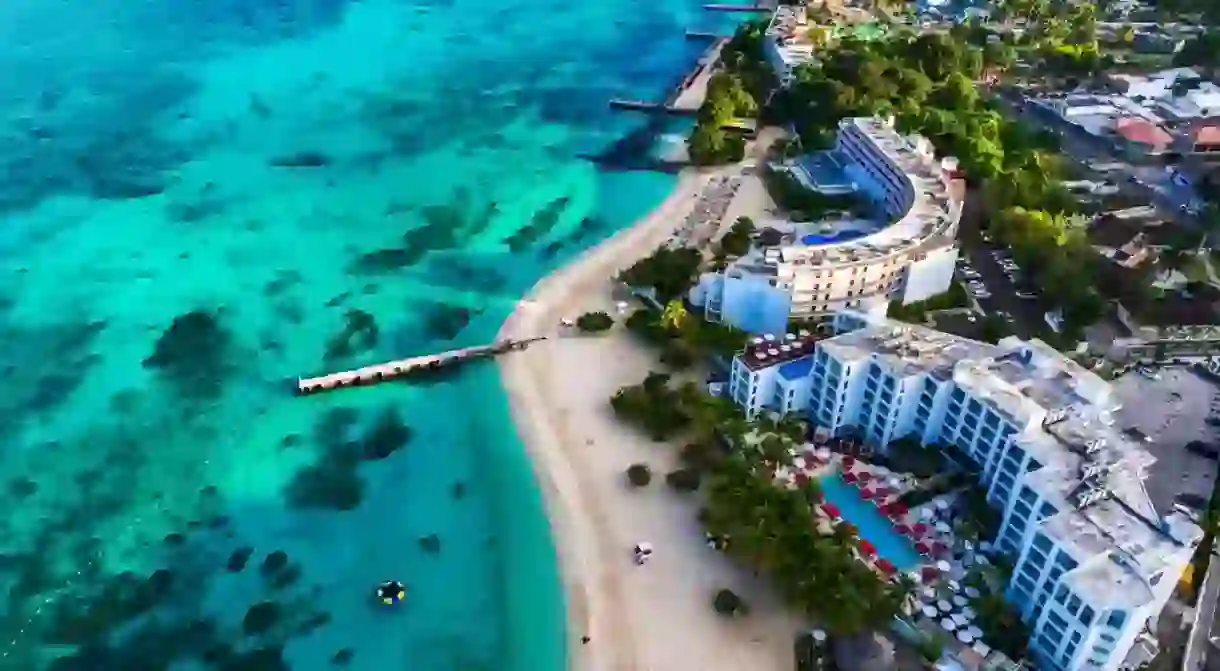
[0,1,744,668]
[820,474,922,570]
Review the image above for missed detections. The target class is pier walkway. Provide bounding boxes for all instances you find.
[295,337,546,395]
[608,37,728,115]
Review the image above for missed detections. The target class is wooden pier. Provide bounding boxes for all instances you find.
[295,337,546,395]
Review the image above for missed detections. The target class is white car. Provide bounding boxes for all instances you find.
[961,269,981,279]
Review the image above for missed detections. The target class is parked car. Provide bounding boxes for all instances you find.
[961,269,981,279]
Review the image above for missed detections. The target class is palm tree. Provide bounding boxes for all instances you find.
[661,299,689,331]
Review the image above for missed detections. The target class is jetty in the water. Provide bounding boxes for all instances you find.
[295,337,546,395]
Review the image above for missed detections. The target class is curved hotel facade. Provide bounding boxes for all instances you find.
[689,116,966,335]
[727,312,1203,671]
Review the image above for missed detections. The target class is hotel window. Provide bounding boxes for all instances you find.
[1106,611,1126,629]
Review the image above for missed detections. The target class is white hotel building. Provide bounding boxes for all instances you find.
[689,117,965,336]
[728,313,1203,671]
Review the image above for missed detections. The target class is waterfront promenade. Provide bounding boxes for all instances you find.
[498,130,801,670]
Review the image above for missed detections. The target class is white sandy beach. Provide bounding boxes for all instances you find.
[498,137,803,671]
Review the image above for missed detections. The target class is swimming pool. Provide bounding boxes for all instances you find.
[801,229,866,245]
[819,473,922,570]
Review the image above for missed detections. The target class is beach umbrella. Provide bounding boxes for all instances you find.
[940,618,957,632]
[920,566,939,582]
[935,499,950,510]
[937,600,952,613]
[920,508,935,521]
[935,522,952,534]
[858,471,873,483]
[961,607,976,620]
[842,471,858,484]
[876,558,896,575]
[912,522,929,535]
[952,596,967,608]
[804,449,818,462]
[921,605,938,619]
[860,488,876,500]
[957,629,974,644]
[932,542,949,556]
[842,455,856,468]
[793,457,807,470]
[964,586,980,598]
[936,560,952,573]
[794,472,810,486]
[967,626,983,638]
[920,587,936,599]
[889,501,908,516]
[822,503,841,518]
[914,541,931,555]
[972,641,991,657]
[952,613,970,628]
[858,540,877,556]
[895,524,912,535]
[948,580,962,592]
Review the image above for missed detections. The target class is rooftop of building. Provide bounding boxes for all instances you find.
[726,117,964,277]
[818,319,999,380]
[739,330,821,371]
[814,312,1204,608]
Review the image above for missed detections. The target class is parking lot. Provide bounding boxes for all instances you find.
[952,238,1049,339]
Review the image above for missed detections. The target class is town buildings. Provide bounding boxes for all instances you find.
[688,116,965,334]
[727,312,1203,671]
[1033,68,1220,161]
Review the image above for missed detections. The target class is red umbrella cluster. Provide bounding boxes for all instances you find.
[858,539,877,556]
[912,523,929,535]
[876,558,896,575]
[921,565,939,581]
[822,503,841,518]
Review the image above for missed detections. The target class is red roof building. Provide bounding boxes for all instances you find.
[1114,118,1175,153]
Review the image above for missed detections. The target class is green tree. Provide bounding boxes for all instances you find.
[661,300,689,331]
[575,311,614,333]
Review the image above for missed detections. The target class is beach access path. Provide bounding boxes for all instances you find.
[498,131,803,671]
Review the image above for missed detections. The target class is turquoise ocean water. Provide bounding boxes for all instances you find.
[0,0,745,668]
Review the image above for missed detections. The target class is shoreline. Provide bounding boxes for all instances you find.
[496,167,712,671]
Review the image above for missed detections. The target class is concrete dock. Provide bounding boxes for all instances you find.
[608,37,728,115]
[295,337,545,394]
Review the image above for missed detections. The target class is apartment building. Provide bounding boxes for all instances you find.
[727,312,1203,671]
[689,117,965,335]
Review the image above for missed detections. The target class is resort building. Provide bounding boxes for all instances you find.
[764,6,816,88]
[689,117,965,335]
[727,312,1204,671]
